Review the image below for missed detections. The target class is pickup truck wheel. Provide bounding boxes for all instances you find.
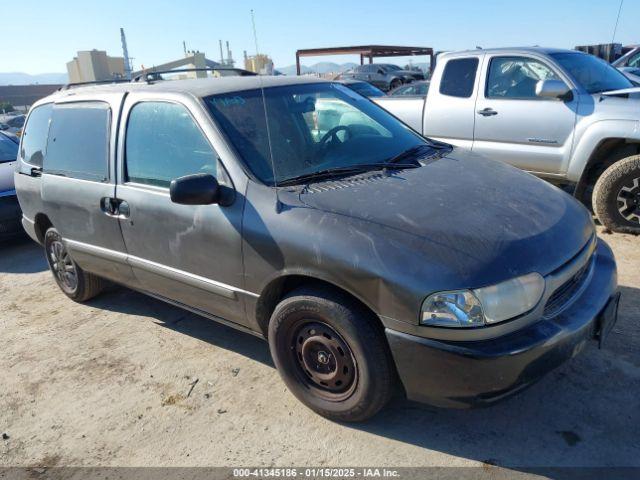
[389,79,402,91]
[44,227,105,302]
[268,287,394,422]
[593,155,640,234]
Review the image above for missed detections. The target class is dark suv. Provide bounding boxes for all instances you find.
[341,64,424,91]
[15,76,618,421]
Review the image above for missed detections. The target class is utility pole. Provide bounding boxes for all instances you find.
[120,28,132,79]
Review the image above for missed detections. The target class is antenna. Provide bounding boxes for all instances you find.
[251,9,281,212]
[611,0,624,44]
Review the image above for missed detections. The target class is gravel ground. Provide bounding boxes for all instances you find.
[0,228,639,471]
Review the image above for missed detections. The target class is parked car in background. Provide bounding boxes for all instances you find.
[617,67,640,85]
[0,131,22,239]
[340,64,424,91]
[389,80,430,97]
[15,76,618,421]
[0,114,26,136]
[613,45,640,70]
[375,47,640,234]
[339,79,385,98]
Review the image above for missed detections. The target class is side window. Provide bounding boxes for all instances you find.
[20,103,53,167]
[45,102,110,181]
[486,56,560,99]
[439,58,479,98]
[125,102,217,188]
[628,52,640,68]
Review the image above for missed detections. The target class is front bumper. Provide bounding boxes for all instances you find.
[0,193,23,239]
[386,238,618,408]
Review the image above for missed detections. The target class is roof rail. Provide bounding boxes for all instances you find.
[58,79,131,91]
[131,67,257,83]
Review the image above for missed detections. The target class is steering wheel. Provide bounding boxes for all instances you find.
[318,125,353,151]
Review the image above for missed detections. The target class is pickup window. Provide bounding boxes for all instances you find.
[486,56,560,99]
[439,58,478,98]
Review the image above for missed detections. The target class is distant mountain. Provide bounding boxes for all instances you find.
[0,72,68,86]
[277,62,359,76]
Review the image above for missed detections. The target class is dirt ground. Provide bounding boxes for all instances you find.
[1,227,639,471]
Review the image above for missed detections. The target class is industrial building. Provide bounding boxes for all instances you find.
[66,50,126,83]
[244,52,274,75]
[0,84,62,111]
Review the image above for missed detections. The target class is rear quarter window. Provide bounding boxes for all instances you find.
[44,102,110,182]
[20,103,53,167]
[439,58,479,98]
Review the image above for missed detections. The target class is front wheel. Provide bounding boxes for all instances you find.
[593,155,640,234]
[389,79,402,91]
[44,227,105,302]
[268,287,395,422]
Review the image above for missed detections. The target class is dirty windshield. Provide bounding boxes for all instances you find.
[205,82,427,185]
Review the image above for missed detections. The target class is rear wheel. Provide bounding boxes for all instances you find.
[44,227,104,302]
[593,155,640,234]
[268,287,395,422]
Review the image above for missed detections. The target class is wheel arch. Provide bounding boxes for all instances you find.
[33,213,53,244]
[254,273,384,338]
[573,136,640,204]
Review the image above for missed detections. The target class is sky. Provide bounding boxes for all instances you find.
[5,0,638,74]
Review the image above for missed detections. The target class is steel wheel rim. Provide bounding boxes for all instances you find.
[48,240,78,292]
[290,321,357,401]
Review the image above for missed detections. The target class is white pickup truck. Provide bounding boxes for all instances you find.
[375,47,640,233]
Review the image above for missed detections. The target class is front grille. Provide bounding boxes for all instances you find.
[543,257,592,317]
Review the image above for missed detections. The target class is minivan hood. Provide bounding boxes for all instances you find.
[297,150,594,286]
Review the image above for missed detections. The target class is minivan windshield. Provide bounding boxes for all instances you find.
[205,83,429,185]
[551,52,634,94]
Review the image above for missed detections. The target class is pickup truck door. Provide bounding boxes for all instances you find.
[115,93,250,328]
[422,55,483,150]
[473,54,578,175]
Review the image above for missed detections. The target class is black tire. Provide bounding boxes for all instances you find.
[44,227,104,302]
[389,79,402,91]
[268,286,395,422]
[593,155,640,234]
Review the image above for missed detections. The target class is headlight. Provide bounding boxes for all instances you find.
[421,273,545,328]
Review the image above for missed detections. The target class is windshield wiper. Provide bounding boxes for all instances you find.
[278,162,419,187]
[384,143,450,165]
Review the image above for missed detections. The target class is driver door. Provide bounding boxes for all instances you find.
[473,55,578,174]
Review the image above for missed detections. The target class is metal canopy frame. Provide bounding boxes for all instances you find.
[295,45,434,75]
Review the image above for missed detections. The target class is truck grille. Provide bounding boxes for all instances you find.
[543,258,592,318]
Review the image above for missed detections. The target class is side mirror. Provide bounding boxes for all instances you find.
[536,79,571,100]
[170,173,219,205]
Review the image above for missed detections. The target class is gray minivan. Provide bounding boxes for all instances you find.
[15,76,619,421]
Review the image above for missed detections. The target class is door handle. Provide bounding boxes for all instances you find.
[117,201,130,218]
[100,197,129,218]
[477,108,498,116]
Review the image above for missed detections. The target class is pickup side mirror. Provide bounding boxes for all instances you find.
[536,79,571,100]
[170,173,219,205]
